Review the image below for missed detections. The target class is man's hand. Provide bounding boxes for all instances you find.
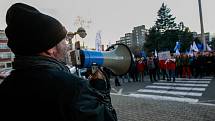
[88,69,106,81]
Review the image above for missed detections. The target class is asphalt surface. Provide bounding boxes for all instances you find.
[110,76,215,121]
[111,94,215,121]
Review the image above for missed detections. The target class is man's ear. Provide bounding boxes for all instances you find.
[39,47,57,58]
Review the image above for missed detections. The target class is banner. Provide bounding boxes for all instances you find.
[158,51,171,60]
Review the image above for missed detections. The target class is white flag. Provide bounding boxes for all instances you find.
[175,49,180,55]
[188,44,193,56]
[207,44,212,51]
[154,49,158,57]
[192,41,199,52]
[190,44,193,51]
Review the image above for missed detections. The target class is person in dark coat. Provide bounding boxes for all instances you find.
[0,3,117,121]
[130,58,138,82]
[114,76,121,86]
[147,56,157,82]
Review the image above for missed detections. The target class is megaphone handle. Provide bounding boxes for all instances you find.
[91,64,98,74]
[98,68,111,92]
[88,67,110,90]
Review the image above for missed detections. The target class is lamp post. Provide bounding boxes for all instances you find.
[198,0,206,51]
[74,16,92,49]
[66,27,87,50]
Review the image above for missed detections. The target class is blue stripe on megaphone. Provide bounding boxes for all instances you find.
[82,50,104,68]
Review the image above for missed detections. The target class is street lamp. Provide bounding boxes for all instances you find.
[66,27,87,50]
[67,27,87,40]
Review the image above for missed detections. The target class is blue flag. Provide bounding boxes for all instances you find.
[174,41,180,51]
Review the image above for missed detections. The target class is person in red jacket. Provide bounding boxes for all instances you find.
[159,59,168,80]
[165,54,176,82]
[136,58,145,82]
[181,54,191,78]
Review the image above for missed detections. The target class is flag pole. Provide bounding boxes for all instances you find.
[198,0,206,51]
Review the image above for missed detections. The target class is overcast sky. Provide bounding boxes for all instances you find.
[0,0,214,48]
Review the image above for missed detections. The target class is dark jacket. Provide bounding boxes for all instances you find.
[0,56,117,121]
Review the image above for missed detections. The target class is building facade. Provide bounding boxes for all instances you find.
[0,30,14,69]
[116,25,147,51]
[116,33,132,48]
[192,32,212,43]
[132,25,147,48]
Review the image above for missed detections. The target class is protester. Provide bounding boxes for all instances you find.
[175,55,182,78]
[159,59,168,80]
[114,76,121,86]
[181,54,191,78]
[136,58,145,82]
[153,56,160,80]
[165,54,176,82]
[194,52,204,78]
[0,3,117,121]
[147,56,157,82]
[129,59,138,82]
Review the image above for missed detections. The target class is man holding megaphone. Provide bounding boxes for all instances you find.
[0,3,117,121]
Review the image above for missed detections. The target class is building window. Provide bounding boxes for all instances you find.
[0,44,9,49]
[0,33,7,40]
[0,63,5,68]
[6,63,12,67]
[0,53,13,59]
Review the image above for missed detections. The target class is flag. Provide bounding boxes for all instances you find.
[154,49,158,57]
[207,44,212,51]
[174,41,180,55]
[140,51,146,58]
[95,31,101,51]
[197,43,203,51]
[190,44,193,51]
[174,41,180,51]
[175,49,180,55]
[192,41,199,52]
[188,45,194,56]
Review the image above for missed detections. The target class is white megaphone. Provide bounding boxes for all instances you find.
[69,43,132,76]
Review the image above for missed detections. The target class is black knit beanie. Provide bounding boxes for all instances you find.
[5,3,67,55]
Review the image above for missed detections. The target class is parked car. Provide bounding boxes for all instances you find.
[0,68,13,79]
[66,65,88,78]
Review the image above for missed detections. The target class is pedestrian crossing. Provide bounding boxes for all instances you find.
[137,89,203,96]
[111,78,212,103]
[153,82,209,87]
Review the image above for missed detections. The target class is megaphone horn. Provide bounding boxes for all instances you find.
[69,44,132,76]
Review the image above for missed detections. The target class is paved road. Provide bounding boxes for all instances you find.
[111,94,215,121]
[111,76,215,104]
[110,76,215,121]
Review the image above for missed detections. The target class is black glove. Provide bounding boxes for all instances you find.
[88,68,110,92]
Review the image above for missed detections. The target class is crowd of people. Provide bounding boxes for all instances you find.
[114,51,215,86]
